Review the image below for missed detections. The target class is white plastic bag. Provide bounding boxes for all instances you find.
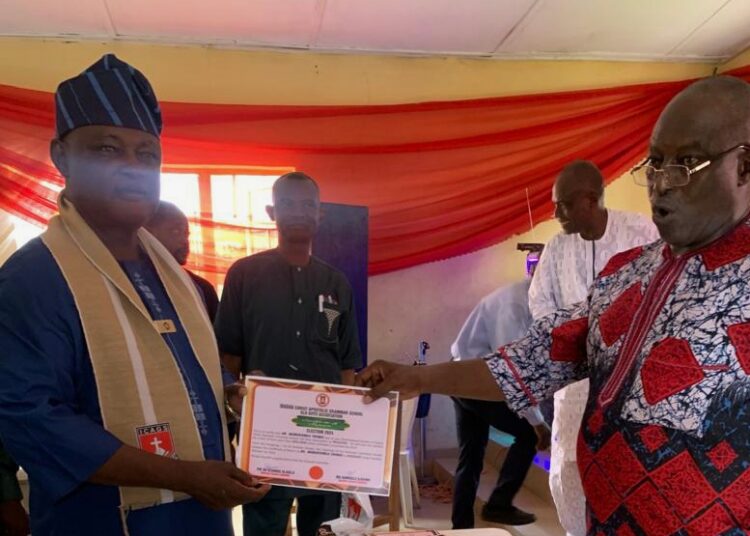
[549,379,589,536]
[340,492,374,528]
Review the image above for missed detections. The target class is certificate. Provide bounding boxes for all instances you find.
[236,376,399,496]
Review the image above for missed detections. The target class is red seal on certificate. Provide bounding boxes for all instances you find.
[316,393,330,407]
[136,423,176,458]
[309,466,324,480]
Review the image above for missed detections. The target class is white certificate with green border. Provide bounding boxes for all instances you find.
[237,376,399,496]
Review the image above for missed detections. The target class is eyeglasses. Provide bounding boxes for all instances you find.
[631,144,749,188]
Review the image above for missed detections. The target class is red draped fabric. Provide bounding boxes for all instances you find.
[2,66,749,274]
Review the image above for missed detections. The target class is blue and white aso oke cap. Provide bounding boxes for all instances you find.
[54,54,162,139]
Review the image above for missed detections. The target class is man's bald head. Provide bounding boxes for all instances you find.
[146,201,191,265]
[148,201,186,227]
[647,76,750,254]
[653,76,750,153]
[552,160,606,235]
[557,160,604,198]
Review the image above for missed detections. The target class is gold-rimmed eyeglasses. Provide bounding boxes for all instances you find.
[631,144,749,188]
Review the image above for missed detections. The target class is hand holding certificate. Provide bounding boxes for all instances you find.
[236,376,399,496]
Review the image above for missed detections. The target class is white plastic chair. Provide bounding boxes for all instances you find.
[399,397,421,526]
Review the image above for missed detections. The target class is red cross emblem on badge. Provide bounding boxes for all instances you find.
[136,423,176,458]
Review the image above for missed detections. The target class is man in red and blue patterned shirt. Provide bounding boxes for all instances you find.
[359,75,750,535]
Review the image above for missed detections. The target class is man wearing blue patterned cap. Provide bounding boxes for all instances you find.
[0,54,268,535]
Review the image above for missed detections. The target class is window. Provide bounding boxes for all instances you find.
[161,166,293,293]
[7,166,292,294]
[209,174,278,259]
[8,215,43,250]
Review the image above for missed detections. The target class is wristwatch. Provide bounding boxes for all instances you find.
[224,398,241,422]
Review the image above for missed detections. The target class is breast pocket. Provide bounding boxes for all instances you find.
[314,304,341,346]
[622,336,734,435]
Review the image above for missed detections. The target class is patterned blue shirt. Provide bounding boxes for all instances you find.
[488,217,750,535]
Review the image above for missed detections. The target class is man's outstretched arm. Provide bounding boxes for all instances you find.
[357,359,503,402]
[357,299,591,413]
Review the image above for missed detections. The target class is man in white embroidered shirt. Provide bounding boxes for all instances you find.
[528,160,658,535]
[529,160,659,319]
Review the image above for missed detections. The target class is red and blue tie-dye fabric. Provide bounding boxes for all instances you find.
[486,218,750,535]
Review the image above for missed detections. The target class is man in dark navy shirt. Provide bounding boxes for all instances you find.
[216,172,363,536]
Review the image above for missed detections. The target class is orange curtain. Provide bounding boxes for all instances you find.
[2,66,748,274]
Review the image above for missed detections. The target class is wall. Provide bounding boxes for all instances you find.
[719,46,750,73]
[0,37,712,104]
[0,37,720,450]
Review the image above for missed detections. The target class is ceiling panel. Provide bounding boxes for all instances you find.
[497,0,731,58]
[0,0,112,37]
[0,0,748,61]
[315,0,535,54]
[106,0,322,48]
[670,0,750,58]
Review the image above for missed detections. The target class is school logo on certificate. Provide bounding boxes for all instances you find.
[136,423,176,458]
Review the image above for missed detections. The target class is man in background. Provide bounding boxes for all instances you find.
[215,172,363,536]
[146,201,219,321]
[529,160,659,318]
[449,250,544,528]
[528,161,658,536]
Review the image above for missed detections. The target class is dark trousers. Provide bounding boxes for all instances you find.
[243,492,341,536]
[451,397,537,529]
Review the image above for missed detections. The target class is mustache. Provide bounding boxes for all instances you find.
[650,200,677,213]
